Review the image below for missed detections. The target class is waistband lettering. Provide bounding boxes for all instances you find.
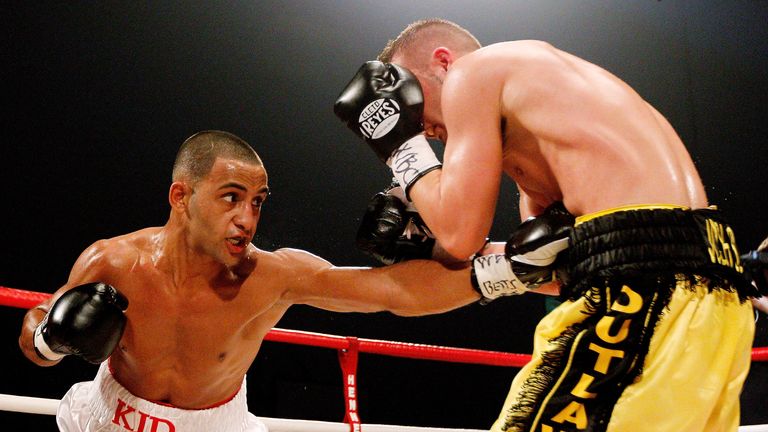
[112,398,135,429]
[111,398,177,432]
[705,219,743,273]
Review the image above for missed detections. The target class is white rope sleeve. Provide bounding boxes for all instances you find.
[0,394,59,415]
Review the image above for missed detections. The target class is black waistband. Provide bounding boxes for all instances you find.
[564,206,756,300]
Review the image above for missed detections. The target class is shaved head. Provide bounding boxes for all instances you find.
[172,130,263,185]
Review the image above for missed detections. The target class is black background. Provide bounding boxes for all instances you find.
[2,1,767,430]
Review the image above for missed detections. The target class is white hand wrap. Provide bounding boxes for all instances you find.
[471,254,529,303]
[34,318,65,361]
[386,135,441,199]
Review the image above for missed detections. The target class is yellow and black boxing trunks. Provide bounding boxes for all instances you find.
[491,205,757,432]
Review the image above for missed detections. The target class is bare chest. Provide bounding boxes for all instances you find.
[121,272,279,355]
[108,270,285,406]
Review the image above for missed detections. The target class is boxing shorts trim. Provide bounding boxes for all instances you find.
[564,204,756,304]
[574,204,688,225]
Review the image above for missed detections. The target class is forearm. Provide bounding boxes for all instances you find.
[380,260,479,316]
[409,171,495,260]
[19,305,60,367]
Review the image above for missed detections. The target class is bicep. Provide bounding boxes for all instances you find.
[305,260,478,316]
[277,249,384,312]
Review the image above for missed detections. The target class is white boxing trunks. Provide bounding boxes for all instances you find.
[56,362,267,432]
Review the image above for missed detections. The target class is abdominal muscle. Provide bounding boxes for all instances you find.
[108,332,257,409]
[107,301,281,409]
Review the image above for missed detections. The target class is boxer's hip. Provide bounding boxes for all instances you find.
[56,362,266,431]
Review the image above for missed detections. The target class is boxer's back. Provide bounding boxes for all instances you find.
[483,41,708,214]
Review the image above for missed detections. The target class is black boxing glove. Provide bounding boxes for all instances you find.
[34,282,128,364]
[357,182,435,265]
[471,202,574,304]
[334,61,441,198]
[335,61,425,161]
[505,202,575,258]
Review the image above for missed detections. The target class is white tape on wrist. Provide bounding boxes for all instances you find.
[387,135,441,197]
[472,254,529,302]
[33,322,65,361]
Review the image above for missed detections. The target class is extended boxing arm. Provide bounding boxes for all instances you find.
[284,206,571,315]
[278,247,479,317]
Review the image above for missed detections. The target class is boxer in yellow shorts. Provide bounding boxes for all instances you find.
[333,18,759,432]
[491,205,756,432]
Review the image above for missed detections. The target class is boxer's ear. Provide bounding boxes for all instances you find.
[430,47,453,71]
[169,181,190,211]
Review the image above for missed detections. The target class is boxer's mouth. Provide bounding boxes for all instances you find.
[227,237,246,247]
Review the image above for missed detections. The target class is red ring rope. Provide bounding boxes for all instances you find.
[0,287,50,310]
[2,286,766,363]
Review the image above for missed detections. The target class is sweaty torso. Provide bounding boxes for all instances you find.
[94,228,292,409]
[487,41,707,215]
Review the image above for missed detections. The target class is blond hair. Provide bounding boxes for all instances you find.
[378,18,481,67]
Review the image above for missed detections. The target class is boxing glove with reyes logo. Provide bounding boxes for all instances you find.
[335,61,442,198]
[334,61,425,161]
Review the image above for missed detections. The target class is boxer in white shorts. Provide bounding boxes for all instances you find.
[58,362,266,432]
[19,130,485,431]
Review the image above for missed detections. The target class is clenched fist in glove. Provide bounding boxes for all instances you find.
[356,182,435,265]
[471,202,575,304]
[33,282,128,364]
